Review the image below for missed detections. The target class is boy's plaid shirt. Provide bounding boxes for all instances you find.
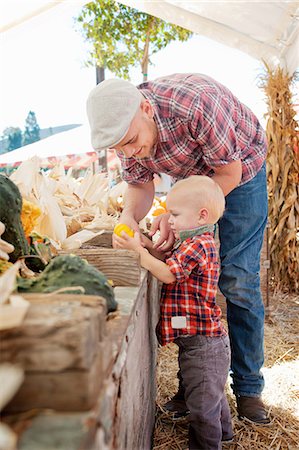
[117,73,267,186]
[156,233,226,346]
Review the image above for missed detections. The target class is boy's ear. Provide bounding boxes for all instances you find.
[141,100,154,119]
[198,207,209,223]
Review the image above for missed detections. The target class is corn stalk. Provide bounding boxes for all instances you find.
[260,65,299,293]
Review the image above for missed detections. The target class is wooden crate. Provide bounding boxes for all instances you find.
[8,273,160,450]
[1,294,110,412]
[60,247,141,287]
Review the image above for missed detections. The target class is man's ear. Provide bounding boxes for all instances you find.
[198,207,209,223]
[141,100,154,119]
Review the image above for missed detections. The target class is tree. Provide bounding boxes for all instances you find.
[2,127,22,151]
[23,111,40,146]
[76,0,193,82]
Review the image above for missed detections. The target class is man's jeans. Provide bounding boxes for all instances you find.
[218,163,268,397]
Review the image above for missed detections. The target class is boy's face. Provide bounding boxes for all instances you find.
[166,191,205,239]
[113,101,158,159]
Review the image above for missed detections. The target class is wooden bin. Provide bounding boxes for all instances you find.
[1,294,109,412]
[5,272,160,450]
[59,231,141,287]
[2,235,160,450]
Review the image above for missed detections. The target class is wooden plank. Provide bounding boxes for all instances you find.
[82,230,113,248]
[60,248,141,286]
[4,346,105,412]
[0,294,107,371]
[18,412,94,450]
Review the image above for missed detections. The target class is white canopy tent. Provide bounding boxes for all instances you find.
[0,126,93,165]
[117,0,299,74]
[0,125,117,168]
[1,1,298,74]
[1,0,297,169]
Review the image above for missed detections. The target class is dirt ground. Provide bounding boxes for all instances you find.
[153,291,299,449]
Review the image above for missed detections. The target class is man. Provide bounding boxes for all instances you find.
[86,74,270,424]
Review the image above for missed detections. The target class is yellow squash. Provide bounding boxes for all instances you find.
[113,223,134,238]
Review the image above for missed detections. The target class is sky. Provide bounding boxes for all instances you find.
[0,1,274,135]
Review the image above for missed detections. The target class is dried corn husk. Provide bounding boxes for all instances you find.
[0,422,17,450]
[0,363,24,411]
[61,229,105,250]
[0,363,24,450]
[260,65,299,292]
[0,262,20,304]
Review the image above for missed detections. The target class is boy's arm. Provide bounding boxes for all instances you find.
[138,247,176,284]
[114,232,175,284]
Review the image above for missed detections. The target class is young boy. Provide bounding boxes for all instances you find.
[114,175,233,450]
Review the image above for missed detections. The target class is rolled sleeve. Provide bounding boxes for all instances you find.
[166,241,207,283]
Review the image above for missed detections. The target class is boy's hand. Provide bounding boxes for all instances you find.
[113,231,145,253]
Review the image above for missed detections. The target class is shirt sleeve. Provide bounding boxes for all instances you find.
[166,241,207,283]
[118,153,154,185]
[188,92,241,168]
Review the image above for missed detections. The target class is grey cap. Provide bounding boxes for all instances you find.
[86,79,143,151]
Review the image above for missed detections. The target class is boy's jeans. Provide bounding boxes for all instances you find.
[218,163,268,397]
[175,334,232,450]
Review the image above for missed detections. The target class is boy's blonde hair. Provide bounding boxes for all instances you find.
[169,175,225,223]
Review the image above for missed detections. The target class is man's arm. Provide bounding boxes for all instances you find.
[121,180,155,224]
[212,159,242,196]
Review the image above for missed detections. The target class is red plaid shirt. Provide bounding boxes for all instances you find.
[156,233,226,346]
[118,73,267,186]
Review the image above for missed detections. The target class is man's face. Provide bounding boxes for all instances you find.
[113,101,158,159]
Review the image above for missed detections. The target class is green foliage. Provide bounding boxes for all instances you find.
[3,127,22,151]
[23,111,40,146]
[76,0,193,80]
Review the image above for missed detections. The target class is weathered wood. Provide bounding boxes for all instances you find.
[60,248,141,286]
[0,294,107,372]
[5,273,160,449]
[82,230,113,248]
[95,272,158,450]
[5,347,104,412]
[18,412,94,450]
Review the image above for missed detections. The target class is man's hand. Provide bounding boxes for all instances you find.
[149,212,175,251]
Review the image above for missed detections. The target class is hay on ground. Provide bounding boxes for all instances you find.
[153,292,299,449]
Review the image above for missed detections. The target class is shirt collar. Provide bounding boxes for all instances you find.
[178,224,215,242]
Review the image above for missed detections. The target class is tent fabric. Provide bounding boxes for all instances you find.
[0,125,117,168]
[2,1,298,73]
[117,0,299,74]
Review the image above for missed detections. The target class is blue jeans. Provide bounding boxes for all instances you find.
[218,163,268,397]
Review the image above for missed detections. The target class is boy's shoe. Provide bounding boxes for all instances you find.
[236,396,271,424]
[161,394,190,419]
[222,436,234,444]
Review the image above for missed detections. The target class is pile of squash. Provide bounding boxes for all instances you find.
[0,174,117,313]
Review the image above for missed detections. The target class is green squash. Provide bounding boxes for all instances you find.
[0,175,29,262]
[17,254,117,313]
